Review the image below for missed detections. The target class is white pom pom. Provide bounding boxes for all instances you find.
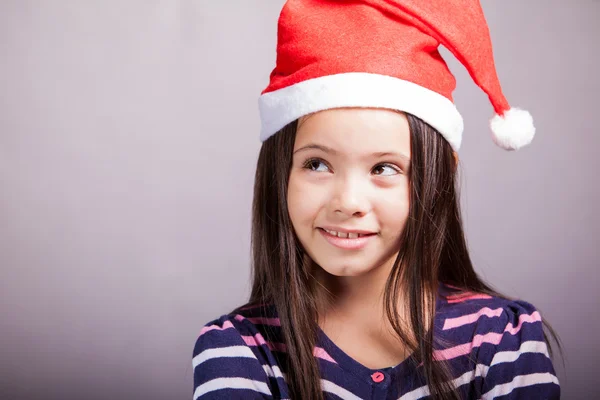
[490,108,535,151]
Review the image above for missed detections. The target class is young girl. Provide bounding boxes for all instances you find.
[193,1,561,399]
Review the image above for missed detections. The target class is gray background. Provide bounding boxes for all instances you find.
[1,1,598,399]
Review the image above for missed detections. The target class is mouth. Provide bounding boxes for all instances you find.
[317,227,377,250]
[320,227,376,239]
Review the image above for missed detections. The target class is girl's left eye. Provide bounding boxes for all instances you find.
[372,163,400,176]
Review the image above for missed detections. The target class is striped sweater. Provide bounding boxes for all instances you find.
[192,283,560,399]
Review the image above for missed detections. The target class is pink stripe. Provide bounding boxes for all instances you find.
[432,342,473,362]
[433,311,542,361]
[504,311,542,335]
[246,317,281,326]
[442,307,504,330]
[239,303,269,311]
[200,320,234,336]
[313,347,337,363]
[234,314,281,326]
[444,283,462,290]
[447,293,493,303]
[234,314,336,363]
[207,315,337,364]
[242,334,287,352]
[241,334,337,364]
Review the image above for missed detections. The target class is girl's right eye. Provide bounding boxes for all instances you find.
[303,158,330,172]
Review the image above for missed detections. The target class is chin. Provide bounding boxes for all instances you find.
[320,264,367,277]
[314,256,382,277]
[309,245,400,278]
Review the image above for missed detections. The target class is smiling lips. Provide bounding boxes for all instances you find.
[318,227,377,250]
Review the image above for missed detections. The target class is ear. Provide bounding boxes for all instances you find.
[452,151,459,172]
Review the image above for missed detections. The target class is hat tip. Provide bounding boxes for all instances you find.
[490,108,535,151]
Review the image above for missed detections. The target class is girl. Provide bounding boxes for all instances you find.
[193,1,562,399]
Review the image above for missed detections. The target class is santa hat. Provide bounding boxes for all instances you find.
[258,0,535,151]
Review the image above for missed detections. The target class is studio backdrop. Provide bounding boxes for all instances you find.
[1,1,598,399]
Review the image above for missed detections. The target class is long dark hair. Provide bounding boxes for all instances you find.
[236,113,563,399]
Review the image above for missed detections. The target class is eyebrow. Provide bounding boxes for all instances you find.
[293,143,410,162]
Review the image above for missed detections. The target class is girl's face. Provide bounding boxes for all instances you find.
[287,108,411,278]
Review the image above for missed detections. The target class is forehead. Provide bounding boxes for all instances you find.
[295,108,411,156]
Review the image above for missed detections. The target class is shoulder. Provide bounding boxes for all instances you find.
[436,285,560,399]
[437,285,545,338]
[192,303,286,399]
[436,284,551,356]
[193,304,277,353]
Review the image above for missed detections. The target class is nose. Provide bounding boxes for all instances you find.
[331,175,370,217]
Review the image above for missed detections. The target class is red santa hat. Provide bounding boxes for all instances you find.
[258,0,535,151]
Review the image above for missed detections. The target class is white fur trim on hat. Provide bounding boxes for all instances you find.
[258,72,464,151]
[490,108,536,151]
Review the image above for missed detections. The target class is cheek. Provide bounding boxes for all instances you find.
[377,185,410,232]
[287,174,321,228]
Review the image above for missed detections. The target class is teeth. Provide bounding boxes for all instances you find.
[324,229,364,239]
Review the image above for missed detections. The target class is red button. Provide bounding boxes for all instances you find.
[371,371,385,383]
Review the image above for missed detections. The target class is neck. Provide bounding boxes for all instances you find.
[314,254,399,328]
[313,255,437,340]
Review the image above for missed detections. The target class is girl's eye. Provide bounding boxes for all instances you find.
[303,158,330,172]
[372,163,400,176]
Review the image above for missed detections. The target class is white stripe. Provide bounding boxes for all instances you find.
[258,72,464,151]
[192,345,257,368]
[321,379,364,400]
[261,367,360,400]
[398,380,430,400]
[263,368,360,400]
[481,372,559,399]
[262,364,285,380]
[398,340,552,400]
[398,369,476,400]
[263,367,362,400]
[487,340,549,370]
[193,377,271,400]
